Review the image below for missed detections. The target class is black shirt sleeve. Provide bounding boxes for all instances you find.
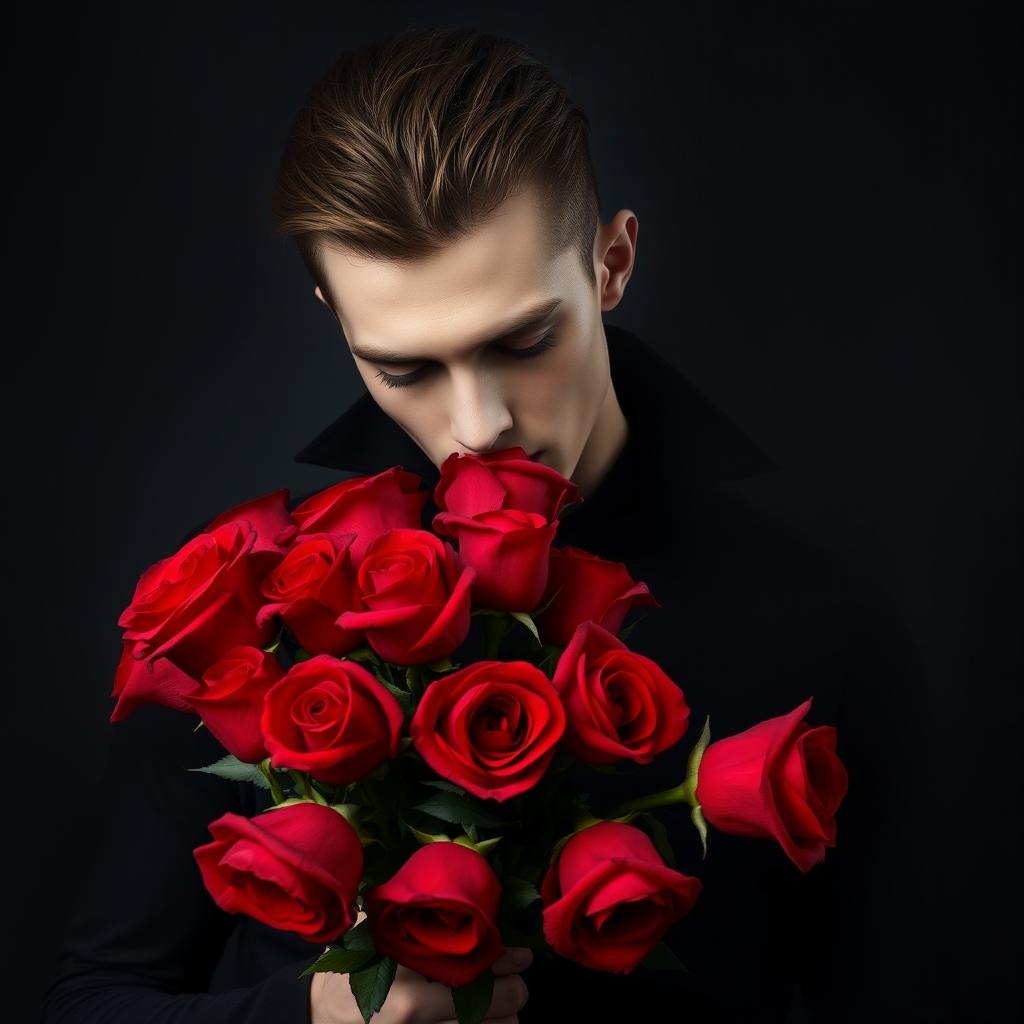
[40,701,321,1024]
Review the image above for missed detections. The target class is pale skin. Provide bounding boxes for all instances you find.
[313,185,639,504]
[310,912,532,1024]
[308,189,639,1022]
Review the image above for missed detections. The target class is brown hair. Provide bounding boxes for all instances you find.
[270,27,602,314]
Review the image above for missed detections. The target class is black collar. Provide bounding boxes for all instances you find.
[293,323,778,488]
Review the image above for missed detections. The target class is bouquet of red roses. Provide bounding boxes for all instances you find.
[110,447,849,1024]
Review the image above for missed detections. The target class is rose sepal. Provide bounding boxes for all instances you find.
[597,714,711,859]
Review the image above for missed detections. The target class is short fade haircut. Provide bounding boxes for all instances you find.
[270,27,602,315]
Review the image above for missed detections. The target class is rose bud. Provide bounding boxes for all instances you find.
[336,528,476,666]
[533,546,661,648]
[289,467,429,566]
[117,518,285,684]
[193,802,363,944]
[182,645,285,764]
[541,821,702,973]
[256,533,365,656]
[365,842,504,987]
[432,508,558,611]
[109,637,199,723]
[695,697,849,873]
[552,621,690,765]
[433,446,582,521]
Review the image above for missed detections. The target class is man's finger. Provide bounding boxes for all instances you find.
[491,946,533,976]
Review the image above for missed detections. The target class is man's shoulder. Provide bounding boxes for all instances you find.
[681,474,905,662]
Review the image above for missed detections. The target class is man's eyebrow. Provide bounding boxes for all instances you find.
[349,298,563,365]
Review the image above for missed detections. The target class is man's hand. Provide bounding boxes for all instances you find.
[310,913,532,1024]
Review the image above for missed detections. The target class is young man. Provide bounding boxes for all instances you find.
[44,26,913,1024]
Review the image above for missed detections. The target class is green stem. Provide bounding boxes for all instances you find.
[480,611,508,660]
[289,770,329,806]
[603,778,697,819]
[259,758,286,804]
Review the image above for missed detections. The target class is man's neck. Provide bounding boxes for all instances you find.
[570,377,630,502]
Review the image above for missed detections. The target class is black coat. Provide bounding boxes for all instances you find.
[42,323,917,1023]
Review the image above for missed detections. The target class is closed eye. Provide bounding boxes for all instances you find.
[373,331,558,390]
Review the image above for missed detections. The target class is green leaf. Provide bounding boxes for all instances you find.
[529,583,564,618]
[508,610,540,643]
[187,754,270,790]
[452,968,495,1024]
[639,941,693,974]
[349,955,397,1023]
[421,779,468,796]
[500,876,541,912]
[293,647,313,663]
[478,611,508,660]
[342,643,382,667]
[413,792,514,829]
[381,680,412,715]
[616,613,648,644]
[427,656,458,672]
[535,643,565,676]
[403,820,452,844]
[299,945,377,978]
[342,918,377,952]
[262,624,285,654]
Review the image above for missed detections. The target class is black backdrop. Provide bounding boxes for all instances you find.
[9,3,1020,1020]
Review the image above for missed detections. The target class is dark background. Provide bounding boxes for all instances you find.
[8,2,1019,1020]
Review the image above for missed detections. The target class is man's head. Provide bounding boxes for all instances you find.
[271,28,637,494]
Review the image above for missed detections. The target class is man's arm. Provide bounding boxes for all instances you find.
[40,689,319,1022]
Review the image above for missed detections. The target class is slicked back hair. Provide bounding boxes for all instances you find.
[270,27,602,314]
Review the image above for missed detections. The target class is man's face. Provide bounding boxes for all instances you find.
[315,188,620,483]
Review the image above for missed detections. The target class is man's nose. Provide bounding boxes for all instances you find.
[449,368,513,454]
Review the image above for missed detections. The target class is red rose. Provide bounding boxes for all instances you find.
[540,821,702,973]
[432,508,557,611]
[336,529,476,666]
[117,502,290,681]
[410,660,566,802]
[109,637,200,722]
[433,446,582,522]
[183,645,285,764]
[289,467,429,565]
[261,653,405,784]
[256,533,365,656]
[365,842,504,987]
[203,487,298,551]
[551,621,690,765]
[193,802,363,944]
[694,697,849,873]
[533,546,661,648]
[110,489,294,721]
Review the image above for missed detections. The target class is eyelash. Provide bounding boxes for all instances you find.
[374,332,558,390]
